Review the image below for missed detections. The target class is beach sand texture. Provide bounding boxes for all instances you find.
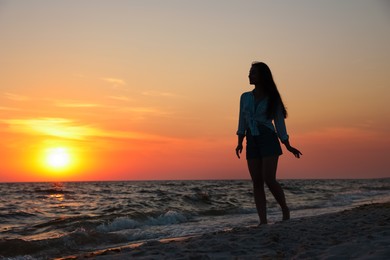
[58,202,390,259]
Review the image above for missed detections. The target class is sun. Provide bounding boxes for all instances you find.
[45,147,71,169]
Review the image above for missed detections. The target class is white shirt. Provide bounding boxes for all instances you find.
[236,91,289,142]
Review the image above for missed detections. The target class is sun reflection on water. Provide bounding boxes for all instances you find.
[49,193,64,201]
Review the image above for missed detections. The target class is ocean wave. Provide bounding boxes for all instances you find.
[360,185,390,191]
[0,228,128,259]
[32,215,91,229]
[97,217,139,232]
[0,211,37,219]
[97,210,188,232]
[33,188,73,195]
[0,238,44,258]
[183,191,211,204]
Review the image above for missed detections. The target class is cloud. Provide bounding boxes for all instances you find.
[108,95,132,101]
[101,78,127,86]
[117,106,172,117]
[1,117,163,141]
[54,102,101,108]
[4,93,30,101]
[43,98,106,108]
[141,91,179,97]
[0,106,19,111]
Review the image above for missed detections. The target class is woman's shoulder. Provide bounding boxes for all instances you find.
[240,91,253,98]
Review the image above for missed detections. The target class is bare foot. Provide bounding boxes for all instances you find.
[257,222,268,227]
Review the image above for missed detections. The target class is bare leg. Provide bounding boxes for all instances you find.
[262,156,290,221]
[247,158,267,224]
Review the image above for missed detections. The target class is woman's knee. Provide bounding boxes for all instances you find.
[265,178,277,187]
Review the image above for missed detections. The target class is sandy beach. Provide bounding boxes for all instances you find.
[56,202,390,259]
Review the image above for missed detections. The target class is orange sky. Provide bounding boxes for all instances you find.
[0,1,389,182]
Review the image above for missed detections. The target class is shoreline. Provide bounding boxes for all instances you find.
[56,202,390,259]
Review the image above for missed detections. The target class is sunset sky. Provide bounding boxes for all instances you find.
[0,0,389,182]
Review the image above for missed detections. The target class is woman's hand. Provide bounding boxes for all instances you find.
[236,135,245,159]
[235,144,243,159]
[282,139,302,158]
[286,145,302,158]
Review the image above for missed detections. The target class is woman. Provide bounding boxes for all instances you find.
[235,62,302,225]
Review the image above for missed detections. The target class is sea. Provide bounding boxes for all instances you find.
[1,178,390,259]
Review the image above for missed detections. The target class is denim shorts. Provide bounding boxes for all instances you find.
[246,125,283,159]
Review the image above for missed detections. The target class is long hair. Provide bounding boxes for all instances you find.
[251,62,287,119]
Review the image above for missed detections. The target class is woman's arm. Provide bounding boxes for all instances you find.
[236,94,247,136]
[236,94,247,159]
[274,102,289,142]
[274,102,302,158]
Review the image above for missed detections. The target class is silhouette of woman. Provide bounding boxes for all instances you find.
[236,62,302,225]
